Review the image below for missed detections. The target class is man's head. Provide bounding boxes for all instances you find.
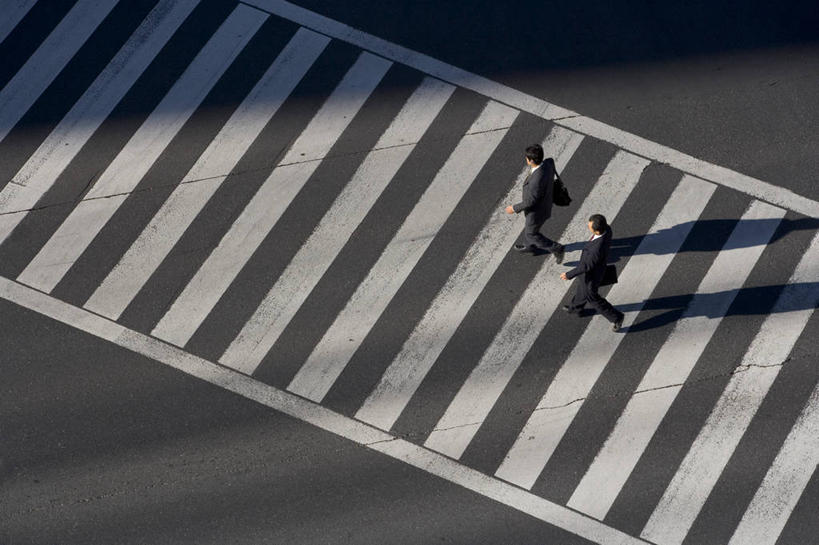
[588,213,608,235]
[525,144,544,167]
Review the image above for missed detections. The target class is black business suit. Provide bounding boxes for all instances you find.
[513,159,561,253]
[564,227,623,323]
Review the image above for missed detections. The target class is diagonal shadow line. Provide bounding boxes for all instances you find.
[617,282,818,333]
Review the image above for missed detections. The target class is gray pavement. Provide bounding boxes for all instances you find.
[1,1,817,544]
[1,299,593,545]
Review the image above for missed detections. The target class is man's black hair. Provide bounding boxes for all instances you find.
[588,214,608,233]
[525,144,544,165]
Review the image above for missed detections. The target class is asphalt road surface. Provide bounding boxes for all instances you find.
[1,1,817,544]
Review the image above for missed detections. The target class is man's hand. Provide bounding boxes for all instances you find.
[560,272,568,280]
[505,205,515,214]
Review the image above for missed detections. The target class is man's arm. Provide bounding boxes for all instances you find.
[513,169,545,213]
[565,260,588,280]
[564,242,600,279]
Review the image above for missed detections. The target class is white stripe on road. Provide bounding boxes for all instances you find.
[83,28,329,320]
[16,5,267,293]
[0,0,119,143]
[728,378,819,545]
[0,0,199,247]
[218,77,454,374]
[557,116,819,219]
[0,0,38,45]
[0,276,649,545]
[152,52,391,347]
[240,0,574,120]
[642,231,819,545]
[424,151,649,459]
[495,175,716,489]
[568,200,786,520]
[241,0,819,219]
[285,101,519,400]
[356,126,584,431]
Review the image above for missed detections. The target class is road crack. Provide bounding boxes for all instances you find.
[0,118,550,218]
[531,358,792,413]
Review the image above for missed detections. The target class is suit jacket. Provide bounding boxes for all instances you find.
[565,227,613,288]
[513,158,555,223]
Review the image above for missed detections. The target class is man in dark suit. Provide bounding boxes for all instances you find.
[560,214,624,331]
[505,144,564,263]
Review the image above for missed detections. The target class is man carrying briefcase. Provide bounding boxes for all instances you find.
[560,213,624,331]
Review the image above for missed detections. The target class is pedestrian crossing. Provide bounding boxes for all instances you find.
[1,2,817,544]
[0,0,199,247]
[0,1,37,46]
[152,46,390,349]
[424,150,650,460]
[225,75,455,377]
[642,237,819,544]
[286,99,518,399]
[0,0,119,145]
[84,26,330,321]
[356,125,584,431]
[568,200,786,520]
[495,174,718,490]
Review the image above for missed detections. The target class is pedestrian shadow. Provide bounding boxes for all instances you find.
[560,216,818,268]
[616,282,819,333]
[607,217,819,262]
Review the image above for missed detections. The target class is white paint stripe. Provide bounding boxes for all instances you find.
[152,52,391,347]
[356,126,584,431]
[218,77,454,374]
[372,440,648,545]
[568,200,786,520]
[0,0,38,45]
[0,0,119,143]
[424,151,649,459]
[642,231,819,545]
[0,276,649,545]
[83,28,329,320]
[241,0,819,218]
[0,0,200,246]
[0,278,126,343]
[495,175,716,489]
[16,5,267,293]
[285,101,519,400]
[557,117,819,219]
[240,0,573,120]
[728,380,819,545]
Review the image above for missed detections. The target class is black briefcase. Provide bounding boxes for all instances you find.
[600,264,618,287]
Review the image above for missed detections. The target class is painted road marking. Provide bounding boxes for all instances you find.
[241,0,819,219]
[0,0,200,246]
[496,175,716,489]
[642,231,819,545]
[356,126,584,431]
[152,51,391,348]
[219,77,454,374]
[0,0,119,143]
[423,151,649,460]
[285,101,519,398]
[0,0,39,46]
[83,27,329,320]
[568,200,786,520]
[1,4,816,544]
[727,377,819,545]
[16,4,268,293]
[0,275,648,545]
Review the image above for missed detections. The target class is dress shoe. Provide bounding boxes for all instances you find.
[562,304,578,314]
[552,244,565,264]
[612,316,623,332]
